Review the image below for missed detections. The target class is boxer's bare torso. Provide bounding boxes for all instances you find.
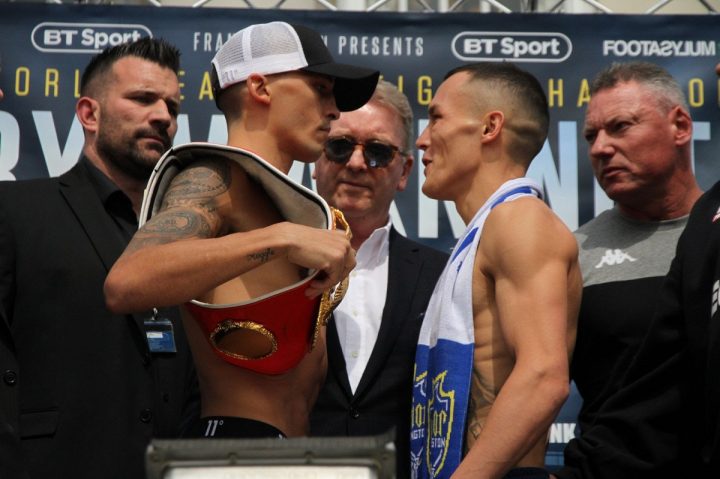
[164,157,328,436]
[462,197,581,470]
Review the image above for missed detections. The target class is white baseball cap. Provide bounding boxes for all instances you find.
[211,21,379,112]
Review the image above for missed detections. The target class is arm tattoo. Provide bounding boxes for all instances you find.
[247,248,275,264]
[125,208,214,254]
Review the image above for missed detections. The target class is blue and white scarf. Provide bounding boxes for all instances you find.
[410,178,543,479]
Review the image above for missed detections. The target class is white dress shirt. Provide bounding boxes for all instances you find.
[334,220,391,393]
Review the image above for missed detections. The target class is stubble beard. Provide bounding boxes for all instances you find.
[96,127,168,182]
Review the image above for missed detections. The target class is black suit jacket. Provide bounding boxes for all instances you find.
[0,162,198,479]
[310,227,448,479]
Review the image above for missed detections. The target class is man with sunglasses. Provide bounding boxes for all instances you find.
[411,63,581,479]
[105,22,378,439]
[310,80,448,478]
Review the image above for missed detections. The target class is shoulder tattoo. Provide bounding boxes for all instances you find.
[161,158,232,209]
[125,159,232,252]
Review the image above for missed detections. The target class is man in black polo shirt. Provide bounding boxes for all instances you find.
[0,38,198,478]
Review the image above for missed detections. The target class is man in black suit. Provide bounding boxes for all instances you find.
[0,38,197,478]
[310,80,448,478]
[0,81,29,479]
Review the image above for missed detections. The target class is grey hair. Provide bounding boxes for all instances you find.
[590,61,689,112]
[369,80,414,155]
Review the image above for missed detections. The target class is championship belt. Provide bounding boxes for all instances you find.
[139,142,349,375]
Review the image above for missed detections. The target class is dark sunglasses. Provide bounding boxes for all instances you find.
[324,136,400,169]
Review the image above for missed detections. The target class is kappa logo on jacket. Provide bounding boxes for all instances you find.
[595,249,638,268]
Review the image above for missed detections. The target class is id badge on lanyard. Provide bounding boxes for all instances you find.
[144,308,177,353]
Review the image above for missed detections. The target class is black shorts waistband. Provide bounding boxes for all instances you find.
[503,467,549,479]
[184,416,286,439]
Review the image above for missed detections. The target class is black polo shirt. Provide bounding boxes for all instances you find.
[80,156,138,243]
